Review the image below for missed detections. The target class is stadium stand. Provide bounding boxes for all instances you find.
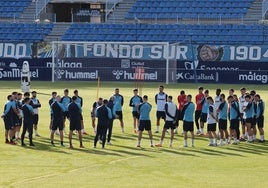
[0,0,31,18]
[62,23,266,44]
[126,0,254,20]
[0,23,54,42]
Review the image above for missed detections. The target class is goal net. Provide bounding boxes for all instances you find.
[51,41,177,85]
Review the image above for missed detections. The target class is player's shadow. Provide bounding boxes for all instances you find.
[159,148,197,157]
[112,134,137,141]
[224,143,268,155]
[114,144,162,154]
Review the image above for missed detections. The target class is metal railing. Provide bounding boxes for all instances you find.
[262,0,268,19]
[105,0,122,21]
[35,0,49,20]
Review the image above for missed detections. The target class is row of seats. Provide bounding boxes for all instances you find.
[62,23,268,45]
[0,23,54,42]
[0,0,31,18]
[126,0,254,19]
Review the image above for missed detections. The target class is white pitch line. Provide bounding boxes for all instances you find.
[108,156,141,164]
[8,156,141,186]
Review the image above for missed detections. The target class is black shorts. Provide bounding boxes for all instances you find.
[116,111,123,120]
[257,115,264,128]
[70,119,82,131]
[33,114,39,125]
[245,118,253,124]
[218,119,227,130]
[241,118,246,125]
[156,111,165,120]
[139,120,151,131]
[50,114,53,120]
[251,116,256,126]
[16,118,22,127]
[183,121,194,132]
[132,111,140,119]
[164,121,176,130]
[207,123,216,132]
[63,111,69,119]
[200,113,207,123]
[230,119,239,130]
[52,118,64,131]
[80,114,83,120]
[195,110,201,119]
[177,110,183,120]
[4,116,14,130]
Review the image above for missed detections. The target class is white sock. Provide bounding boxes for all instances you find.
[219,139,223,144]
[260,135,264,141]
[15,131,19,139]
[121,128,124,132]
[245,132,248,137]
[184,139,188,146]
[242,134,245,138]
[234,138,238,143]
[160,140,163,145]
[209,138,213,144]
[213,138,217,144]
[137,140,141,145]
[253,134,256,140]
[156,126,159,131]
[169,139,173,145]
[81,129,84,133]
[191,139,194,146]
[150,139,153,145]
[201,128,204,134]
[248,136,253,142]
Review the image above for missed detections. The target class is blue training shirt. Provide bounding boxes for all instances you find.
[257,100,265,117]
[245,102,254,119]
[201,97,209,114]
[230,101,239,120]
[114,94,124,111]
[129,95,142,112]
[138,102,152,120]
[3,100,13,116]
[61,96,72,111]
[218,101,228,120]
[183,102,195,122]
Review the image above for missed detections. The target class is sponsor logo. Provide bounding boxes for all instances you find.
[55,69,98,80]
[46,60,83,68]
[112,70,124,80]
[0,68,39,79]
[197,45,223,62]
[239,71,267,84]
[184,60,239,71]
[177,72,218,82]
[184,61,199,70]
[112,69,157,80]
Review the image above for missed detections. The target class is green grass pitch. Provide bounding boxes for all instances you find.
[0,81,267,188]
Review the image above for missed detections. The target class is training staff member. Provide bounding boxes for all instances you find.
[51,95,66,147]
[21,97,35,146]
[94,99,112,149]
[68,96,84,149]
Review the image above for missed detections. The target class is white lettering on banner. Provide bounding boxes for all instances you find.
[177,72,218,82]
[112,69,157,80]
[239,71,267,84]
[83,43,188,59]
[0,68,39,79]
[0,43,27,58]
[46,60,82,68]
[64,70,98,79]
[230,46,262,61]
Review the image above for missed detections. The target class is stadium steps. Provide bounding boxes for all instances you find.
[19,2,37,22]
[243,0,262,23]
[106,0,136,24]
[44,22,71,42]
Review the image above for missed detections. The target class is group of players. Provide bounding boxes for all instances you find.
[1,85,265,149]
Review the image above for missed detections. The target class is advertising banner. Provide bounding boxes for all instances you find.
[0,58,52,81]
[53,58,166,82]
[2,42,268,62]
[177,61,268,84]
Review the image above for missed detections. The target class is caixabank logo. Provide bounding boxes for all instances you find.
[239,71,267,84]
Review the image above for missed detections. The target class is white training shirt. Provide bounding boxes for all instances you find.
[31,98,40,114]
[155,93,167,111]
[214,95,221,110]
[165,101,177,121]
[239,95,245,113]
[207,104,217,124]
